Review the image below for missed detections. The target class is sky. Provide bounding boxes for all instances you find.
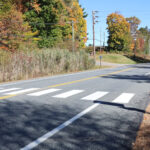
[79,0,150,46]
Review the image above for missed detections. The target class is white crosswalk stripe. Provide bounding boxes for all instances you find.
[4,88,39,95]
[28,89,61,96]
[0,87,136,105]
[82,91,108,101]
[53,90,84,98]
[0,88,21,93]
[112,93,135,104]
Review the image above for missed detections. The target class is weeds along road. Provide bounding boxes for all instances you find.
[0,63,150,150]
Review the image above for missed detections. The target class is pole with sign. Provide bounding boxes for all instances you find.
[99,55,102,68]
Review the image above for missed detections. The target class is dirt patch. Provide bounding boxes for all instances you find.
[132,104,150,150]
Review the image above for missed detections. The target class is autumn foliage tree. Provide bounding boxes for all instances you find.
[0,1,32,51]
[126,16,141,52]
[139,27,150,54]
[68,1,87,48]
[24,0,87,49]
[107,13,131,52]
[0,0,87,50]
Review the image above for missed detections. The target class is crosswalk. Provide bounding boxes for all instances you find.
[81,92,108,101]
[0,88,21,93]
[4,88,39,95]
[112,93,135,104]
[28,89,61,96]
[53,90,84,98]
[0,87,135,104]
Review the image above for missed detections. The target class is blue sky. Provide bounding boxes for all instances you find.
[79,0,150,46]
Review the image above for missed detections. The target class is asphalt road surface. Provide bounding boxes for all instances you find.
[0,64,150,150]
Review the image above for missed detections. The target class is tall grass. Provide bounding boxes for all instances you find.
[0,49,95,82]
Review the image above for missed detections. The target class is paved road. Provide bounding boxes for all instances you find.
[0,64,150,150]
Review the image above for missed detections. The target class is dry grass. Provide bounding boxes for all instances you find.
[132,104,150,150]
[0,49,95,82]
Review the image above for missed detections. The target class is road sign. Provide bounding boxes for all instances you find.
[99,55,102,68]
[99,56,102,59]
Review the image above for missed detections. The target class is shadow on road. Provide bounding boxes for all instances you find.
[101,64,150,83]
[102,74,150,83]
[0,98,144,150]
[94,100,150,114]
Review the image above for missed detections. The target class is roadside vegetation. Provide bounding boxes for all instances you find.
[0,49,95,82]
[0,1,150,84]
[96,53,137,64]
[107,13,150,55]
[95,52,150,64]
[0,0,94,82]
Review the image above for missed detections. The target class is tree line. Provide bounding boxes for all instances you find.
[0,0,87,51]
[107,13,150,55]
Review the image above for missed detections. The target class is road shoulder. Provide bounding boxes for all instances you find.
[132,104,150,150]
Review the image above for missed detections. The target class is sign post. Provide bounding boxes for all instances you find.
[99,55,102,68]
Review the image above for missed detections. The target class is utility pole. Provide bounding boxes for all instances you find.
[133,38,137,57]
[71,0,75,52]
[72,20,75,52]
[100,27,102,54]
[92,11,99,61]
[149,39,150,56]
[103,32,105,51]
[92,11,96,60]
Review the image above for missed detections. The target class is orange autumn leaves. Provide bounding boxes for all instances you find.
[107,13,145,53]
[107,13,131,52]
[0,0,87,50]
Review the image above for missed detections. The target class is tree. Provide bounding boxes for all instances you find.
[24,0,87,49]
[126,17,141,51]
[139,26,150,55]
[25,0,68,48]
[107,13,131,52]
[0,1,32,51]
[126,16,141,34]
[68,1,87,48]
[139,26,150,37]
[0,0,87,50]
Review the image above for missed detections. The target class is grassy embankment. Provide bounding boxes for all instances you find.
[96,53,136,64]
[96,53,150,64]
[0,49,95,83]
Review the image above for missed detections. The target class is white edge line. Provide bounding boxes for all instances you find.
[20,103,99,150]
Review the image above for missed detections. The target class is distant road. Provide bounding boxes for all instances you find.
[0,63,150,150]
